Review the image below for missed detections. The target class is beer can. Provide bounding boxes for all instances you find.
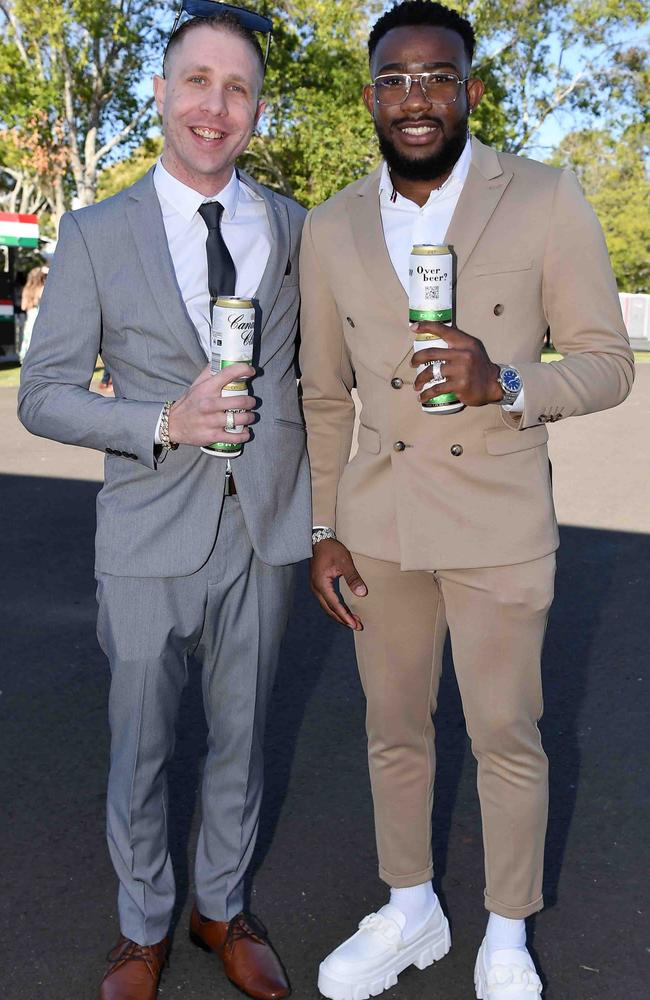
[409,244,463,415]
[201,297,255,458]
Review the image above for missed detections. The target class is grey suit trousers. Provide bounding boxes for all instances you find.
[96,495,294,946]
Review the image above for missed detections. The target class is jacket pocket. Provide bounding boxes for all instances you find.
[484,423,548,455]
[274,416,306,431]
[469,258,533,277]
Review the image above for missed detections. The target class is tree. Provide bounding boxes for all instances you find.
[0,0,166,224]
[549,125,650,293]
[238,1,384,205]
[242,0,648,203]
[97,135,162,200]
[19,1,646,216]
[449,0,648,153]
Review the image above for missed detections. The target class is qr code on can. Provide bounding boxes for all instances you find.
[424,286,440,301]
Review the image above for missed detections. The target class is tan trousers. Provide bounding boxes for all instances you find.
[342,551,556,919]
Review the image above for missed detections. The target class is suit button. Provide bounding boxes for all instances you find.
[450,444,463,457]
[538,415,549,423]
[391,378,403,390]
[346,316,355,328]
[493,303,504,316]
[393,441,406,452]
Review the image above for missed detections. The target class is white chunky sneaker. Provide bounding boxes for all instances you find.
[474,939,542,999]
[317,899,451,1000]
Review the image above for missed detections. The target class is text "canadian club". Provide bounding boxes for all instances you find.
[202,297,255,459]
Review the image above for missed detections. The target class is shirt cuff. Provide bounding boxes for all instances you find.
[154,406,165,445]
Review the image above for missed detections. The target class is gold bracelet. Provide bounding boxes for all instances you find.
[160,401,179,451]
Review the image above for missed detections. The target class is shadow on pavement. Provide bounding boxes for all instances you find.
[1,471,648,999]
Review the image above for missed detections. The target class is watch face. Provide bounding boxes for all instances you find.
[502,367,522,393]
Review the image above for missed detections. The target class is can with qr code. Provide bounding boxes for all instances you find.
[409,244,463,414]
[201,297,255,458]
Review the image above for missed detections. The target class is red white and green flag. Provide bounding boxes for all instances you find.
[0,299,14,322]
[0,212,39,247]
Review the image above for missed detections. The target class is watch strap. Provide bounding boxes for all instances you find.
[312,527,336,546]
[497,365,522,406]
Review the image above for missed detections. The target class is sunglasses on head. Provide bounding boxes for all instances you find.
[168,1,273,67]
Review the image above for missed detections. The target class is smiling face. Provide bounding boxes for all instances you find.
[153,24,265,196]
[364,25,483,188]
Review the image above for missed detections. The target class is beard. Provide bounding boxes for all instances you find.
[376,112,470,182]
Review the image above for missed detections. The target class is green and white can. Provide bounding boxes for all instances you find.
[201,297,255,458]
[409,244,463,414]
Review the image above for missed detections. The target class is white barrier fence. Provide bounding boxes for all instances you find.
[620,293,650,350]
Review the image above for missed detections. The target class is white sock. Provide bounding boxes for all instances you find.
[486,913,526,957]
[388,882,437,938]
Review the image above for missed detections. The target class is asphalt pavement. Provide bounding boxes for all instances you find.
[1,371,649,1000]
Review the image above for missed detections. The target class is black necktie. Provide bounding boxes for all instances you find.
[198,201,236,303]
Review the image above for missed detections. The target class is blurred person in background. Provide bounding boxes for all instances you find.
[18,265,47,363]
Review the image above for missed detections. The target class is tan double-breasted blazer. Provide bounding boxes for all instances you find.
[299,138,634,570]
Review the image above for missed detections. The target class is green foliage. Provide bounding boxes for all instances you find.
[3,0,647,216]
[239,0,647,202]
[0,0,167,215]
[238,1,384,205]
[440,0,648,151]
[549,126,650,292]
[97,136,162,200]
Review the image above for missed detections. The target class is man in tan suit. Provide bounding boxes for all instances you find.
[298,3,634,999]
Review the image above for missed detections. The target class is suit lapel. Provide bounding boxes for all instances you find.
[351,165,407,333]
[238,170,289,343]
[444,137,513,279]
[126,169,206,369]
[393,137,513,373]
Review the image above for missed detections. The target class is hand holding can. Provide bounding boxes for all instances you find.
[409,245,463,415]
[202,297,256,458]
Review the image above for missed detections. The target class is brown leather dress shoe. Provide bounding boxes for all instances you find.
[99,934,169,1000]
[189,905,291,999]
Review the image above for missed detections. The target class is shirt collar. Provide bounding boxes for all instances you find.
[379,136,472,205]
[153,159,240,221]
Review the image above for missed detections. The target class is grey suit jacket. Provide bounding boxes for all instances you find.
[18,168,312,576]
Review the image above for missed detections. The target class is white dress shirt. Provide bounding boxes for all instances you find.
[378,139,523,412]
[379,137,472,293]
[154,160,271,357]
[152,162,272,445]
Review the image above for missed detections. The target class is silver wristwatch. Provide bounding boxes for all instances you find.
[496,365,523,406]
[312,527,337,546]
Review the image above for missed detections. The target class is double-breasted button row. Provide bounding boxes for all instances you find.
[392,441,463,456]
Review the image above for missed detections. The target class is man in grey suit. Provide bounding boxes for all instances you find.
[18,7,311,999]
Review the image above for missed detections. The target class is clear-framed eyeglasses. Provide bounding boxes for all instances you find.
[166,0,273,68]
[372,72,469,106]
